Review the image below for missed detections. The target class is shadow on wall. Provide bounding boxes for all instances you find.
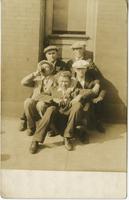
[94,66,126,123]
[102,77,126,123]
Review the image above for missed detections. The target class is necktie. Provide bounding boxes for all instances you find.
[40,79,44,93]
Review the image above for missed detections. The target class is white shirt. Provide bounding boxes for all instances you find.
[77,77,85,88]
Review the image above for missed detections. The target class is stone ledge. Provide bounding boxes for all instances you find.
[48,33,90,40]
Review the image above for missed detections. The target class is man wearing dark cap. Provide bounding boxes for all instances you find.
[19,45,66,132]
[29,70,98,154]
[44,45,66,73]
[21,60,55,136]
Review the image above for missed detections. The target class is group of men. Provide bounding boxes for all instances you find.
[20,42,106,154]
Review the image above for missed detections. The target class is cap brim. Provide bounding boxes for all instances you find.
[73,66,87,69]
[44,48,58,54]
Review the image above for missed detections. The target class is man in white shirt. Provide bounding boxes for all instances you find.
[72,59,106,132]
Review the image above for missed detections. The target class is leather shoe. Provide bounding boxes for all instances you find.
[76,125,89,144]
[64,138,73,151]
[47,130,58,137]
[96,122,105,133]
[27,128,35,136]
[79,133,89,144]
[30,141,39,154]
[19,120,27,131]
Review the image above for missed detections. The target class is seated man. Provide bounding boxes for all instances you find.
[66,41,106,132]
[21,60,55,136]
[66,41,101,77]
[44,45,66,73]
[20,45,66,131]
[29,71,99,154]
[72,59,106,132]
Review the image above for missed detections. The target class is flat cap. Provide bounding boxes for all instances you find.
[44,45,58,54]
[38,60,54,71]
[72,60,90,69]
[71,41,86,49]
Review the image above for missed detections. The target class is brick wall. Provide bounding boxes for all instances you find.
[2,0,45,116]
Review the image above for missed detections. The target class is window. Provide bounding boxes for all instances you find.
[52,0,87,34]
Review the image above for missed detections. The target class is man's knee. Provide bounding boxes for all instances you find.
[24,98,35,109]
[46,106,57,114]
[36,101,46,112]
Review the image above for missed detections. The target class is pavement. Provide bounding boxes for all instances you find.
[1,117,127,172]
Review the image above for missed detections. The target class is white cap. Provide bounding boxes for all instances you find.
[72,60,90,69]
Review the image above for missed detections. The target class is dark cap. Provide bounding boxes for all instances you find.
[44,45,58,54]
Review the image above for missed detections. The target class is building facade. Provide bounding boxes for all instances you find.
[2,0,127,121]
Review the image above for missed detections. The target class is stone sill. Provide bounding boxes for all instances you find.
[48,34,90,40]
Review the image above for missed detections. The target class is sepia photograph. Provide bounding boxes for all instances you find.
[1,0,127,198]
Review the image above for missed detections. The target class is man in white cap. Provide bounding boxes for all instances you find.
[21,60,55,136]
[72,59,106,132]
[66,42,106,132]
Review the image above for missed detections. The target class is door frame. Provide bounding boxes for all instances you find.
[44,0,98,53]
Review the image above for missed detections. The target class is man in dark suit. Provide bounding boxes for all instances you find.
[44,45,66,73]
[19,45,66,132]
[66,42,106,132]
[72,59,106,132]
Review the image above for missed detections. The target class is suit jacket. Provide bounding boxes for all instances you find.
[67,56,106,99]
[66,50,93,71]
[21,73,55,101]
[73,78,99,102]
[67,57,102,76]
[39,85,80,113]
[52,59,67,73]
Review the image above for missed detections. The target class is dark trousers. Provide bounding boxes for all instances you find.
[21,93,33,121]
[86,101,104,129]
[93,101,104,120]
[20,112,27,121]
[33,102,83,143]
[24,98,51,130]
[24,98,40,131]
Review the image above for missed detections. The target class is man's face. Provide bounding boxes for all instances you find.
[73,48,84,59]
[45,50,58,63]
[58,76,71,90]
[40,63,52,76]
[75,68,87,77]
